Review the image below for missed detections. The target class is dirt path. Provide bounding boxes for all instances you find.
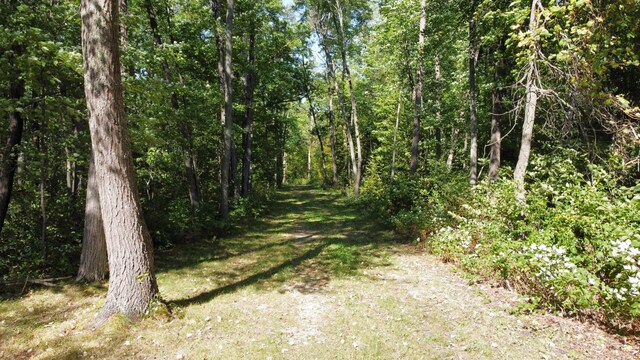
[1,186,637,359]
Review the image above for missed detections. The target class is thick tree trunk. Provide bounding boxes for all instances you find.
[80,0,158,324]
[77,154,108,282]
[468,4,479,186]
[0,44,25,234]
[241,31,255,198]
[514,0,541,200]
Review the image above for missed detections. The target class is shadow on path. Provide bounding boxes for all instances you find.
[164,186,397,307]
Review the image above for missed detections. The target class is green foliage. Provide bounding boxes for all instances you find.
[422,154,640,329]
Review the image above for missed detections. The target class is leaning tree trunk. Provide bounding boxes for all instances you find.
[77,154,108,282]
[80,0,158,324]
[0,44,25,234]
[514,0,541,200]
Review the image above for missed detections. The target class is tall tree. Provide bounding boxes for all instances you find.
[513,0,542,199]
[213,0,235,219]
[409,0,426,175]
[468,0,479,185]
[332,0,362,195]
[80,0,159,323]
[145,0,201,223]
[0,42,24,234]
[241,30,256,197]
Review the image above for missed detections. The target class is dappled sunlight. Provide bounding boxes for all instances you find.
[154,186,395,306]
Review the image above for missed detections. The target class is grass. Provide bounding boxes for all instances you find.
[1,186,636,359]
[0,186,397,359]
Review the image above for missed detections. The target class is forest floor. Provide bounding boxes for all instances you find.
[1,186,638,359]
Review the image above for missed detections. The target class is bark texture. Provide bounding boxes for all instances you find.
[76,154,108,282]
[80,0,158,323]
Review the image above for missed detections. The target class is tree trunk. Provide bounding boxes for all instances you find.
[323,41,356,193]
[77,153,108,282]
[489,48,505,182]
[327,70,339,187]
[214,0,234,219]
[146,0,200,219]
[38,89,48,261]
[0,44,25,234]
[307,140,312,181]
[306,80,328,185]
[410,0,426,175]
[468,2,479,186]
[333,0,361,196]
[435,54,442,161]
[241,31,255,198]
[80,0,158,324]
[446,128,460,170]
[390,90,402,184]
[514,0,541,200]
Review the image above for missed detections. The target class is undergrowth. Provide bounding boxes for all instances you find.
[361,153,640,333]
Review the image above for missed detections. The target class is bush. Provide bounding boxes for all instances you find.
[422,154,640,330]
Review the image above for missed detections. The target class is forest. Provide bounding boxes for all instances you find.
[1,0,639,357]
